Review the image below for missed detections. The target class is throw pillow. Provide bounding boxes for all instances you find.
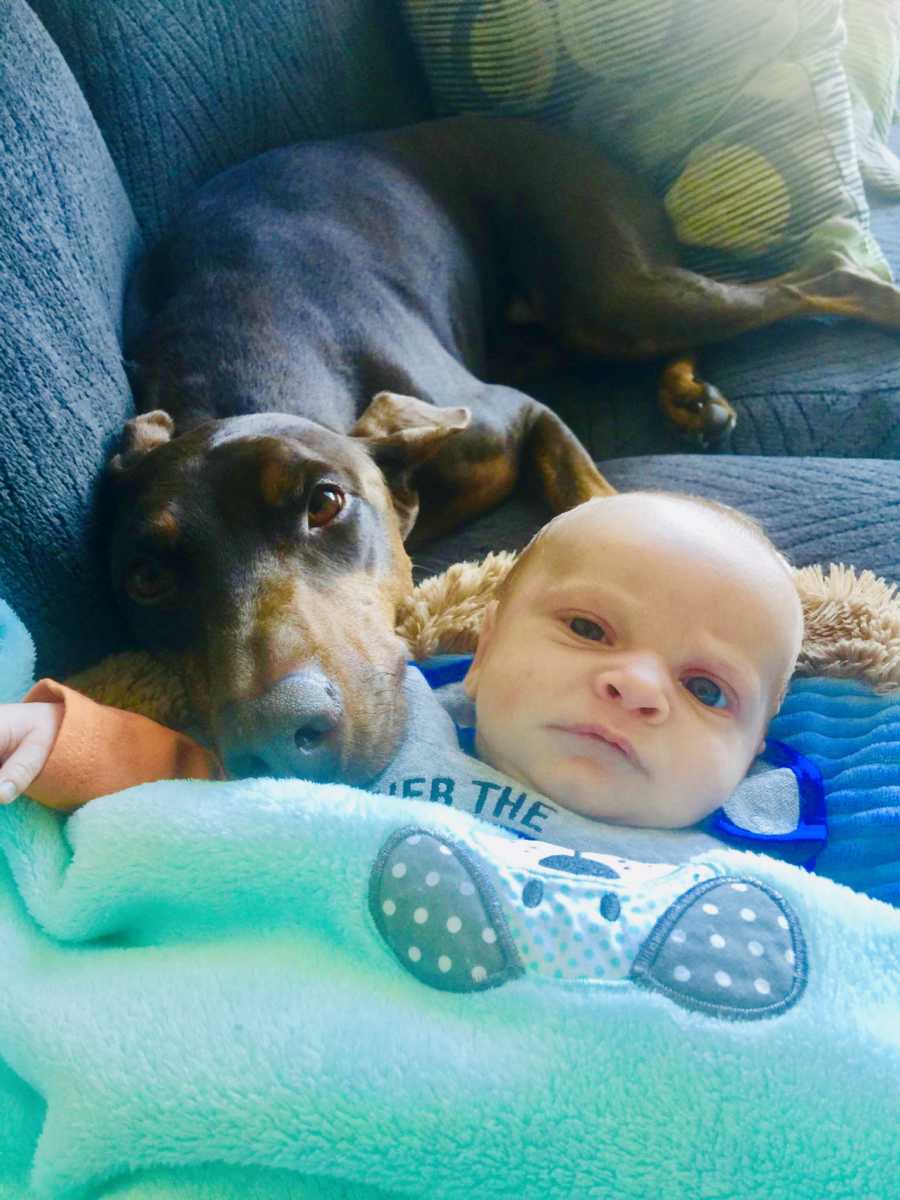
[401,0,892,281]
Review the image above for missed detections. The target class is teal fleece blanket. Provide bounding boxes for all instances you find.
[0,602,898,1199]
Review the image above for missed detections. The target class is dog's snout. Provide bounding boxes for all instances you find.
[218,668,346,783]
[293,685,342,753]
[294,711,336,751]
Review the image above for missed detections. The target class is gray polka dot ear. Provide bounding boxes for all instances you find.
[630,877,807,1020]
[369,828,524,993]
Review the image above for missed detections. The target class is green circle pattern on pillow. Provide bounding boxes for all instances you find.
[402,0,892,281]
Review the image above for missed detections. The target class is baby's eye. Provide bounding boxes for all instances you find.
[568,617,607,642]
[683,676,729,709]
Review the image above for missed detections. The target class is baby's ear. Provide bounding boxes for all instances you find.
[463,601,498,698]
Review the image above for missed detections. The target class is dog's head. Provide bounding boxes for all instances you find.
[105,393,469,785]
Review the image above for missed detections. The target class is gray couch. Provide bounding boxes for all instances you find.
[1,0,898,678]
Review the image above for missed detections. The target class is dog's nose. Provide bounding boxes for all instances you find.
[293,710,336,752]
[218,668,345,782]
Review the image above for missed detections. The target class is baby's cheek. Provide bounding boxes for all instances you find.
[477,686,538,771]
[491,660,541,712]
[708,738,755,804]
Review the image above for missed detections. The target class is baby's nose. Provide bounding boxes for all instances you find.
[594,658,670,721]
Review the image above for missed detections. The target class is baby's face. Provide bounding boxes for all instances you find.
[464,496,803,828]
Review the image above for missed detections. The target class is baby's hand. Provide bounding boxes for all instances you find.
[0,703,63,804]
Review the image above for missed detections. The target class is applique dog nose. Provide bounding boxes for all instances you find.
[369,828,523,993]
[630,877,807,1020]
[538,852,620,878]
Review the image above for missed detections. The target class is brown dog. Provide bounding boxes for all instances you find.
[112,115,900,785]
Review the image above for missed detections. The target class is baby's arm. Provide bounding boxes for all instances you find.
[0,681,224,812]
[0,702,63,804]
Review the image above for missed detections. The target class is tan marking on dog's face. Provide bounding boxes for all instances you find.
[347,448,415,609]
[258,442,303,509]
[232,569,401,698]
[146,506,182,545]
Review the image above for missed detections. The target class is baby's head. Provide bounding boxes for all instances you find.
[463,492,804,829]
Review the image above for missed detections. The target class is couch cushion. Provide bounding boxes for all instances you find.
[414,456,900,585]
[29,0,432,241]
[0,0,141,677]
[845,0,900,197]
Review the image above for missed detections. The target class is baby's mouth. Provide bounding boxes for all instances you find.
[546,723,644,772]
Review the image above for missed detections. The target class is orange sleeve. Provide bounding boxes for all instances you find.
[23,679,225,812]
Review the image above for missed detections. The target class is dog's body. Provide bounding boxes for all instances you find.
[113,115,900,784]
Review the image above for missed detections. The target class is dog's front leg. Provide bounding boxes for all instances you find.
[517,396,616,513]
[407,386,615,546]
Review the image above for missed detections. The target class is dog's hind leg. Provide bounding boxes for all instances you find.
[772,254,900,329]
[563,254,900,444]
[561,269,792,445]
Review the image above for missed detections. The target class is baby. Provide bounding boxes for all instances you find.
[462,490,804,829]
[0,492,804,836]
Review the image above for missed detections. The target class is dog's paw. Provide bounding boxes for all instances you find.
[660,377,737,448]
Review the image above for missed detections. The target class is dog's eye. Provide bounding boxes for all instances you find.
[125,557,176,604]
[308,483,345,529]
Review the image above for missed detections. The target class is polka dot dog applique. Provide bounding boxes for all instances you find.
[368,828,808,1019]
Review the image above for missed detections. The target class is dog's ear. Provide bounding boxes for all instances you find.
[351,391,471,447]
[108,409,175,476]
[351,392,471,538]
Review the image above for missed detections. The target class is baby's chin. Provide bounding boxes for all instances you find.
[537,753,737,830]
[540,779,714,830]
[523,776,646,827]
[519,761,649,826]
[566,803,701,830]
[490,747,724,831]
[554,794,676,828]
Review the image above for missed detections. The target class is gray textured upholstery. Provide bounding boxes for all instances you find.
[414,456,900,584]
[0,0,140,675]
[29,0,430,242]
